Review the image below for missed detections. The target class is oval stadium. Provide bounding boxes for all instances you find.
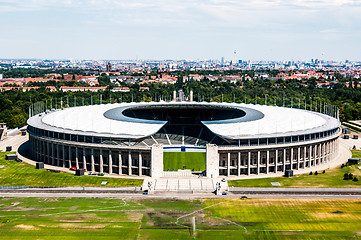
[27,101,341,179]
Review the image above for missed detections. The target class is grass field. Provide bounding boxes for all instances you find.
[229,151,361,188]
[0,197,361,239]
[0,151,143,187]
[163,152,206,171]
[352,150,361,158]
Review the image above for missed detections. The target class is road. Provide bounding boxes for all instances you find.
[2,186,361,199]
[1,191,361,199]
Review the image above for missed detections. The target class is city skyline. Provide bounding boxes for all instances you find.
[0,0,360,61]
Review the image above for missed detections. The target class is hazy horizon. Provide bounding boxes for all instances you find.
[0,0,360,61]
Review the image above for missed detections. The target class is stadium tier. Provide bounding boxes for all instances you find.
[27,102,341,178]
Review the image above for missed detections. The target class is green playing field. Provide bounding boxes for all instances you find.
[163,152,206,171]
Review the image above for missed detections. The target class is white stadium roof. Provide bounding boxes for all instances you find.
[28,102,340,139]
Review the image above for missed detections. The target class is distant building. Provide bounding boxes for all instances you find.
[112,87,130,92]
[46,86,57,92]
[0,74,3,80]
[60,86,107,92]
[106,62,112,72]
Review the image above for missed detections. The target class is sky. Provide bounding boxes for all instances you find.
[0,0,360,61]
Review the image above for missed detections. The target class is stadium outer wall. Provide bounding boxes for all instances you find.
[27,128,340,179]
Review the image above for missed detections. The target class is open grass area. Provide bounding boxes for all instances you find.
[163,152,206,171]
[229,161,361,188]
[1,197,361,239]
[352,150,361,158]
[0,151,143,187]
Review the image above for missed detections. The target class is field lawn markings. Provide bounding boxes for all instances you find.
[213,216,247,233]
[253,230,304,232]
[174,201,247,233]
[175,202,223,230]
[38,199,128,216]
[0,199,128,218]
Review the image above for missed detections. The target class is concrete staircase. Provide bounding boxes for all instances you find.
[142,178,228,193]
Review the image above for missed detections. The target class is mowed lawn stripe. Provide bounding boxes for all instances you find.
[163,152,206,171]
[0,151,142,187]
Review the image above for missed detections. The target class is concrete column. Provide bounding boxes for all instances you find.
[43,141,46,162]
[139,152,142,176]
[109,150,113,174]
[297,147,300,170]
[247,151,251,175]
[68,146,72,168]
[275,150,278,173]
[314,145,317,166]
[40,141,42,162]
[46,142,50,164]
[309,145,312,167]
[303,146,306,169]
[151,144,164,178]
[326,141,330,162]
[38,140,41,162]
[128,151,132,175]
[34,140,37,161]
[266,150,269,174]
[75,147,79,169]
[41,141,43,162]
[119,151,122,175]
[91,149,95,172]
[290,148,293,170]
[227,152,230,176]
[257,151,260,175]
[56,144,60,167]
[40,141,43,162]
[283,149,286,172]
[62,144,65,168]
[37,140,40,162]
[42,141,45,163]
[99,149,104,173]
[237,152,241,176]
[320,143,323,163]
[51,143,55,165]
[328,141,330,162]
[83,148,87,171]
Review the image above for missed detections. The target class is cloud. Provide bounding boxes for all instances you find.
[1,0,360,12]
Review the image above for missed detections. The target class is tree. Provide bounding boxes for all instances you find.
[349,173,353,179]
[9,114,27,128]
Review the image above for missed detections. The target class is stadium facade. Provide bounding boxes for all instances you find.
[27,101,341,178]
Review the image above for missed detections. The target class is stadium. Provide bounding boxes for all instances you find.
[27,101,341,179]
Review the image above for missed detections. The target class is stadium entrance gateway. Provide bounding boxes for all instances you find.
[163,146,206,176]
[144,144,227,193]
[149,144,219,178]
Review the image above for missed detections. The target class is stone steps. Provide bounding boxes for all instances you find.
[143,178,228,193]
